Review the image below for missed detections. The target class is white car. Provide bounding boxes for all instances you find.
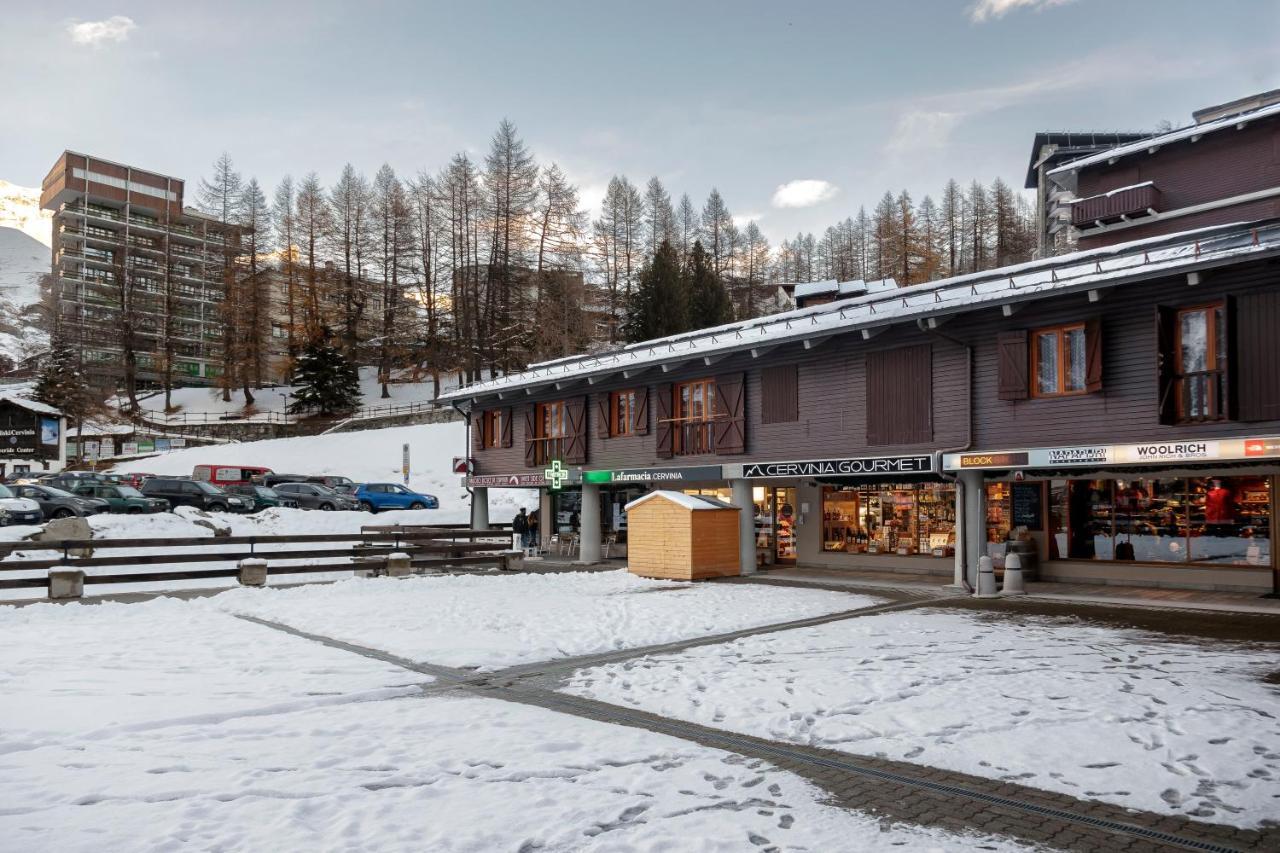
[0,485,44,525]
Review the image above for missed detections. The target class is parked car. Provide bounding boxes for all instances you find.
[354,483,439,513]
[306,475,356,490]
[263,473,309,488]
[141,477,254,513]
[70,483,169,514]
[192,465,273,488]
[11,484,110,519]
[272,482,360,511]
[0,484,44,525]
[46,472,105,491]
[225,484,300,512]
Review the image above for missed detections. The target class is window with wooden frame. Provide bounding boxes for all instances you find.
[479,409,503,449]
[672,378,716,455]
[1175,302,1227,422]
[610,390,636,437]
[1032,323,1088,397]
[537,400,567,439]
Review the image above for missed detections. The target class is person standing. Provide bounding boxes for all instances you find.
[513,508,529,550]
[528,507,540,550]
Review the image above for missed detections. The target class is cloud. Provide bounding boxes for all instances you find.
[67,16,137,46]
[969,0,1076,22]
[770,180,838,209]
[885,110,964,153]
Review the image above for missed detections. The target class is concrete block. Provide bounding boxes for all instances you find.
[1001,552,1026,596]
[386,552,412,577]
[974,556,1000,599]
[237,557,268,587]
[33,517,94,557]
[48,569,85,600]
[501,550,525,572]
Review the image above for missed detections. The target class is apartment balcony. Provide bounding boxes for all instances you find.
[1070,182,1162,227]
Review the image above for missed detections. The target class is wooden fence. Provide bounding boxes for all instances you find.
[0,525,519,600]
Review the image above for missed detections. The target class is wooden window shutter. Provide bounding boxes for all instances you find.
[1236,291,1280,422]
[596,394,611,437]
[713,372,746,455]
[1223,295,1238,422]
[522,407,538,467]
[654,383,674,458]
[565,397,588,464]
[997,330,1029,401]
[760,364,799,423]
[633,387,650,435]
[473,412,485,452]
[1155,305,1178,426]
[1085,317,1103,393]
[500,407,513,448]
[866,345,932,445]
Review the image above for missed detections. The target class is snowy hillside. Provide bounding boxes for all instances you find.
[112,420,536,523]
[0,181,51,364]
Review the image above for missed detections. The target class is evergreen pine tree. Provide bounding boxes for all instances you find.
[33,340,92,423]
[288,331,362,416]
[685,240,734,331]
[625,240,686,343]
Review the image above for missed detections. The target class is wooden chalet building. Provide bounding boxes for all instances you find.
[441,93,1280,594]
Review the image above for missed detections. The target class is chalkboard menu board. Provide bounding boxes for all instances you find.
[1011,482,1043,529]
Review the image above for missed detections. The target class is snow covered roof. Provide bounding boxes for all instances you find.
[625,491,737,512]
[0,394,61,416]
[793,280,839,299]
[440,218,1280,405]
[1048,101,1280,177]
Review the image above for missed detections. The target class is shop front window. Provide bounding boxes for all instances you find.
[820,483,955,556]
[1044,475,1270,567]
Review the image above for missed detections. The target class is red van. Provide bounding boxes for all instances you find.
[192,464,273,488]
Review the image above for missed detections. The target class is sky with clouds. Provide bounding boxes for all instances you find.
[1,0,1277,242]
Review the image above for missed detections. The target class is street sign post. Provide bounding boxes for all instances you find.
[402,443,411,485]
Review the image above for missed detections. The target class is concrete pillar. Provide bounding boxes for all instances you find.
[386,552,412,577]
[731,478,757,576]
[470,487,490,530]
[48,569,84,600]
[947,477,967,590]
[539,490,554,546]
[577,482,601,564]
[959,470,986,589]
[237,557,268,587]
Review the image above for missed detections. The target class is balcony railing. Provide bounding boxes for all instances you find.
[1071,183,1162,227]
[527,436,567,466]
[1176,370,1226,423]
[670,418,716,456]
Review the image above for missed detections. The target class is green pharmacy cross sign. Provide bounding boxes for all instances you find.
[544,459,568,491]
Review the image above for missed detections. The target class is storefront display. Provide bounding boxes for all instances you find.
[820,483,956,556]
[1013,475,1272,567]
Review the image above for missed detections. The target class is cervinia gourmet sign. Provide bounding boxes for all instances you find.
[741,455,934,478]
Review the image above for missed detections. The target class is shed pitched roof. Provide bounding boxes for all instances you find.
[625,491,738,512]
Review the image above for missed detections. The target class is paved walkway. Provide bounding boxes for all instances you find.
[741,565,1280,615]
[234,590,1278,853]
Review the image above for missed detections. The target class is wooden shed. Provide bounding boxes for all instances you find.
[625,490,741,581]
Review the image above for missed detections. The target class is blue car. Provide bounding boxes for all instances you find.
[354,482,439,513]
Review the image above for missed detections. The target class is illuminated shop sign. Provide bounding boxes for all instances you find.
[945,437,1280,470]
[583,465,723,484]
[741,455,934,479]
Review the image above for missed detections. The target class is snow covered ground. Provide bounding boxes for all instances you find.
[117,366,460,423]
[562,608,1280,829]
[111,420,536,526]
[213,570,881,670]
[0,593,1020,852]
[0,181,52,363]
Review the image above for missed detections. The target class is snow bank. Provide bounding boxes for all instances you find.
[213,570,881,670]
[111,420,536,524]
[563,608,1280,829]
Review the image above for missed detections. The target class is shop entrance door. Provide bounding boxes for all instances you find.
[772,487,797,564]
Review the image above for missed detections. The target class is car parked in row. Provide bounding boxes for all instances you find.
[354,483,438,513]
[192,465,274,488]
[11,484,110,519]
[70,483,169,514]
[225,484,300,512]
[272,481,360,511]
[140,478,254,513]
[0,484,44,525]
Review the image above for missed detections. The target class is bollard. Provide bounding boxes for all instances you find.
[974,555,999,598]
[501,550,525,572]
[237,557,268,587]
[386,552,412,578]
[48,569,85,600]
[1001,551,1026,596]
